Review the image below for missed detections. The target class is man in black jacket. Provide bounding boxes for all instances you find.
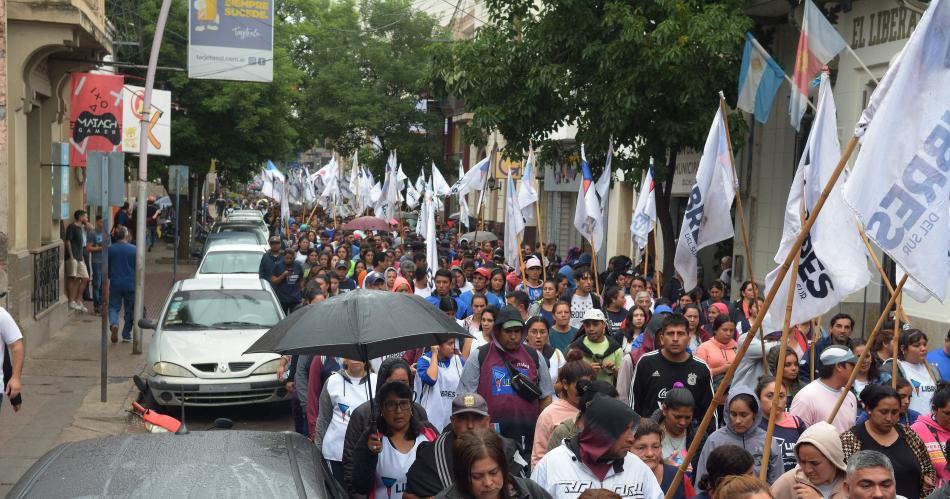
[403,393,526,499]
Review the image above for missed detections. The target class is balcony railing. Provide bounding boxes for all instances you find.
[32,243,61,317]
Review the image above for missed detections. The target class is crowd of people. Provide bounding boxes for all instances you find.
[258,202,950,499]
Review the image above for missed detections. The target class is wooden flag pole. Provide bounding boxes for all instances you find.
[653,225,660,293]
[589,221,600,294]
[893,292,901,388]
[643,231,650,277]
[859,225,910,323]
[536,201,546,282]
[720,94,768,371]
[811,318,819,383]
[517,235,527,281]
[663,135,860,499]
[827,275,907,424]
[759,255,801,481]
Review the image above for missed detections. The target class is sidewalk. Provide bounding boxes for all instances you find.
[0,244,195,495]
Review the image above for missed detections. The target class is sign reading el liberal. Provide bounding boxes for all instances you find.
[188,0,274,83]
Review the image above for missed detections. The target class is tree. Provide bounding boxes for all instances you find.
[431,0,752,278]
[285,0,446,180]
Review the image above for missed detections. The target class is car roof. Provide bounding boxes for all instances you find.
[202,243,267,254]
[7,431,342,498]
[177,275,267,291]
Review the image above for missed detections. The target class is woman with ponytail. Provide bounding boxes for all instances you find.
[530,351,595,469]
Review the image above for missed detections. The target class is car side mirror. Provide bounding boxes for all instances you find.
[138,319,157,330]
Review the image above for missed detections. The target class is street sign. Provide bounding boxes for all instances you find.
[122,85,171,156]
[169,164,190,195]
[51,142,70,220]
[85,152,126,207]
[188,0,274,82]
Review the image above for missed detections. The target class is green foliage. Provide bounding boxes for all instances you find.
[110,0,444,184]
[431,0,753,180]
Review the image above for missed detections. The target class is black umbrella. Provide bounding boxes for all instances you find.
[244,289,471,360]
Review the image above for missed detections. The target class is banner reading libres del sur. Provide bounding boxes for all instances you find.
[188,0,273,83]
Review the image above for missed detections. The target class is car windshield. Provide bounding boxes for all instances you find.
[162,290,280,329]
[199,251,262,274]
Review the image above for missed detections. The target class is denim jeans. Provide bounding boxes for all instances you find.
[146,225,157,249]
[109,289,135,339]
[91,261,102,310]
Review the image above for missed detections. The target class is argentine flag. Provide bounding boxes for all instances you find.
[737,33,785,124]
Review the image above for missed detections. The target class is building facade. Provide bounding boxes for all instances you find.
[1,0,113,346]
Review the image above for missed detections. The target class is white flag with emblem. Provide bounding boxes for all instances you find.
[765,74,870,325]
[674,104,737,292]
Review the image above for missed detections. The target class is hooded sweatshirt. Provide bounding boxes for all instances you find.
[913,413,950,487]
[695,386,783,487]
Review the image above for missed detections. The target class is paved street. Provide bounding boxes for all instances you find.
[0,244,292,495]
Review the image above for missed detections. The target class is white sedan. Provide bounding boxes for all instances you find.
[195,243,266,279]
[136,276,289,407]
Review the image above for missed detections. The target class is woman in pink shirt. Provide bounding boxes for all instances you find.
[530,351,594,469]
[695,315,738,377]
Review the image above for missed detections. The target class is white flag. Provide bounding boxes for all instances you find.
[457,161,471,229]
[405,182,421,209]
[674,104,737,292]
[280,182,290,228]
[431,163,452,197]
[842,0,949,302]
[517,149,539,224]
[505,168,525,270]
[573,144,609,253]
[765,74,871,325]
[424,185,439,281]
[630,159,657,250]
[452,156,490,194]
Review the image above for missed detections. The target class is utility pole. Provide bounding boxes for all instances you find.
[132,0,173,355]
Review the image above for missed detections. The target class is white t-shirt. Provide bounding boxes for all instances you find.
[374,433,427,499]
[569,293,594,330]
[901,360,938,415]
[414,286,431,299]
[414,354,464,431]
[532,445,665,499]
[0,308,23,394]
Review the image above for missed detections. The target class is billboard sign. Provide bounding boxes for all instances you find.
[122,85,171,156]
[69,73,124,167]
[188,0,274,83]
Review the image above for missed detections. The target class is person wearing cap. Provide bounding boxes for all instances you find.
[561,265,604,331]
[629,313,716,428]
[259,234,284,280]
[532,395,664,499]
[458,305,554,461]
[403,393,527,499]
[460,267,502,310]
[334,258,358,293]
[771,422,850,499]
[568,309,624,384]
[790,345,859,432]
[515,257,544,302]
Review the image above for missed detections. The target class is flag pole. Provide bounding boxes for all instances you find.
[663,135,860,499]
[810,317,819,382]
[826,275,907,423]
[643,230,650,277]
[858,225,910,324]
[759,255,801,481]
[588,220,600,294]
[535,200,546,282]
[892,292,901,388]
[719,93,768,371]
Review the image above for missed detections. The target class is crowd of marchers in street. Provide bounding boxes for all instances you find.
[200,196,950,499]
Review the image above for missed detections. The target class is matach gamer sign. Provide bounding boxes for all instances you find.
[69,73,124,168]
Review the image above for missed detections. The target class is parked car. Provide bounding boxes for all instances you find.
[199,230,268,258]
[137,276,289,407]
[7,431,344,498]
[213,220,268,238]
[195,243,266,279]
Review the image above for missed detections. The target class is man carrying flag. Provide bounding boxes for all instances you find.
[518,149,539,224]
[842,0,949,302]
[764,73,870,326]
[674,103,737,293]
